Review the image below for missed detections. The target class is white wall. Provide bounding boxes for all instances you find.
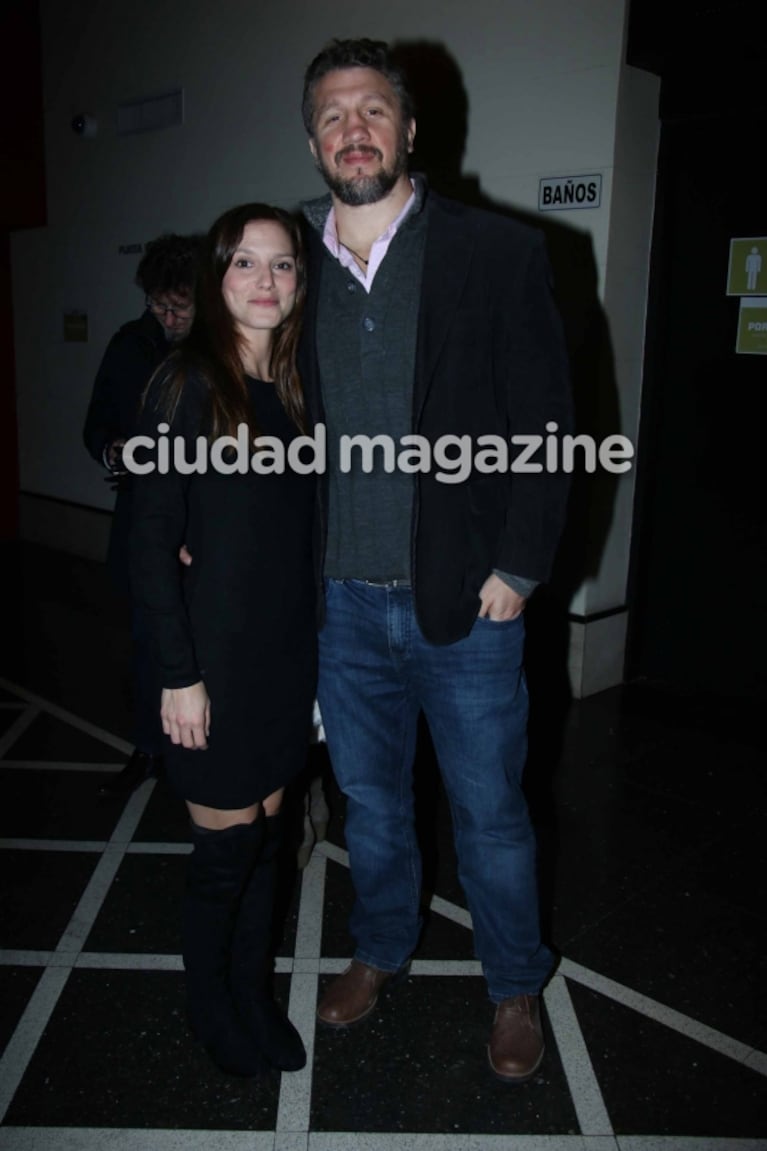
[12,0,660,689]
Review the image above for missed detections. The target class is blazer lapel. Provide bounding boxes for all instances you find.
[414,195,474,422]
[301,227,325,425]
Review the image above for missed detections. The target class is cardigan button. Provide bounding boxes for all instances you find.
[363,316,375,332]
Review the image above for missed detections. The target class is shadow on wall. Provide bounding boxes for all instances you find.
[390,39,620,610]
[391,40,621,925]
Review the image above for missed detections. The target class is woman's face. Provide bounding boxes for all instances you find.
[221,220,298,338]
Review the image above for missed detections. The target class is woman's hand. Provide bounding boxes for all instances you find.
[161,682,211,749]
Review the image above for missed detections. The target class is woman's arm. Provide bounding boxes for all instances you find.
[129,371,210,747]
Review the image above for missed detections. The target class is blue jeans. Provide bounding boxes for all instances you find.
[317,579,553,1002]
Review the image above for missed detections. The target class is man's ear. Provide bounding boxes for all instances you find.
[308,136,318,163]
[407,118,416,154]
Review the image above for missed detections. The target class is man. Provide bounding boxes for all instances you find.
[84,232,201,796]
[299,39,573,1083]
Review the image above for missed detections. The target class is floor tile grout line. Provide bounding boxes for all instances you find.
[0,967,72,1123]
[276,971,319,1138]
[0,839,107,852]
[52,785,156,954]
[743,1049,767,1076]
[0,777,157,1125]
[614,1141,767,1150]
[315,840,347,867]
[308,1135,614,1149]
[0,839,191,854]
[0,950,54,967]
[0,1134,765,1151]
[0,761,127,772]
[293,851,327,960]
[0,705,41,760]
[544,973,614,1137]
[0,1131,278,1150]
[107,780,157,845]
[428,891,473,930]
[276,846,327,1134]
[560,958,767,1073]
[53,848,132,955]
[0,677,133,755]
[126,841,192,854]
[74,952,184,970]
[2,953,483,975]
[407,958,483,975]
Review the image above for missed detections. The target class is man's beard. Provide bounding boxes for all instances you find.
[316,130,410,206]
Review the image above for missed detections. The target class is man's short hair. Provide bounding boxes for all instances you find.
[135,233,203,298]
[301,37,415,136]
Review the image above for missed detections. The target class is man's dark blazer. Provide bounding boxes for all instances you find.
[300,189,573,645]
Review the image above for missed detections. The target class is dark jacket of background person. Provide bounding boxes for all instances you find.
[83,310,168,589]
[300,189,574,645]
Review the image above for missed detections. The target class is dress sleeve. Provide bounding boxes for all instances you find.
[129,371,207,689]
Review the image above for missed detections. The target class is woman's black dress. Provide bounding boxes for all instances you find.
[130,373,317,808]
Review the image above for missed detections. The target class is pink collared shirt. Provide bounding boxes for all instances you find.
[321,182,417,292]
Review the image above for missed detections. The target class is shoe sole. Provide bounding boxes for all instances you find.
[317,964,410,1030]
[487,1044,545,1084]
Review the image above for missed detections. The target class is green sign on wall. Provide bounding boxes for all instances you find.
[735,297,767,356]
[727,237,767,296]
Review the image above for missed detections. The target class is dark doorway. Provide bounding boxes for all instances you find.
[627,99,766,701]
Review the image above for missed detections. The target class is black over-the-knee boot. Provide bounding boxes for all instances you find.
[182,819,267,1076]
[230,811,307,1071]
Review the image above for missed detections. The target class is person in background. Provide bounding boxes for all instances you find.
[299,38,573,1083]
[129,203,316,1077]
[83,232,202,797]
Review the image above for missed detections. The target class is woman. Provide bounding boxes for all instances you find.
[130,204,316,1077]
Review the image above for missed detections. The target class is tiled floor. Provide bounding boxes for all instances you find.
[1,541,765,1150]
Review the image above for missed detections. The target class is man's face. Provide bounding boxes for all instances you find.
[145,290,195,342]
[308,67,415,206]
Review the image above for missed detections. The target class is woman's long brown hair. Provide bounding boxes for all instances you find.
[151,202,307,437]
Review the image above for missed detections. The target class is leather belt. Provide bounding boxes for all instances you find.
[360,578,411,588]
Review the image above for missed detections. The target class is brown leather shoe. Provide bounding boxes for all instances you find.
[317,960,406,1028]
[487,994,545,1083]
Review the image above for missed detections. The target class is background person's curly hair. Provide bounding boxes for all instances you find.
[135,233,203,298]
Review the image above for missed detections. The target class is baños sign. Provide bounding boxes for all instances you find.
[538,173,602,211]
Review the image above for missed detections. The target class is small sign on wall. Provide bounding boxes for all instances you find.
[727,237,766,296]
[538,173,602,211]
[63,310,87,342]
[735,297,767,355]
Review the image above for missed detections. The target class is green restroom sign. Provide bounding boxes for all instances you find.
[727,237,767,296]
[735,297,767,355]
